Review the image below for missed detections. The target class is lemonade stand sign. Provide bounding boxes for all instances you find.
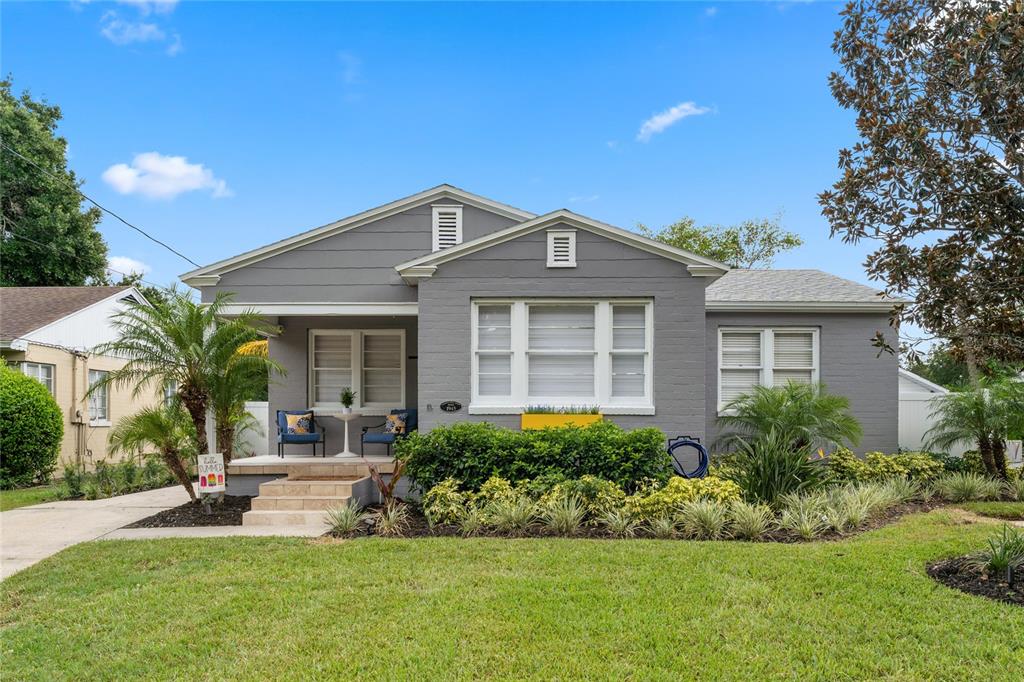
[197,453,226,512]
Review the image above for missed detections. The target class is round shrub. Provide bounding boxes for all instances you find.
[0,365,63,487]
[625,476,742,521]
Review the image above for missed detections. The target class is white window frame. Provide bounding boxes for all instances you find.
[307,329,406,415]
[88,369,110,426]
[21,362,55,395]
[470,299,654,415]
[717,327,819,413]
[431,204,463,252]
[546,228,577,268]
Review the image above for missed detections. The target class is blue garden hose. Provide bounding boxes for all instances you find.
[667,435,709,479]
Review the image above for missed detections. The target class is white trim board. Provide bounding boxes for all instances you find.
[706,300,898,313]
[395,210,731,281]
[217,302,418,317]
[180,185,535,286]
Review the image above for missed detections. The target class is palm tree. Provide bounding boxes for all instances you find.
[90,290,280,456]
[715,382,863,451]
[108,403,197,501]
[926,378,1024,480]
[209,340,278,463]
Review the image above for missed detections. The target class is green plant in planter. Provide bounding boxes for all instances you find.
[339,387,356,409]
[522,405,601,414]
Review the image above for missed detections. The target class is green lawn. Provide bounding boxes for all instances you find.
[959,500,1024,520]
[0,484,60,512]
[2,511,1022,680]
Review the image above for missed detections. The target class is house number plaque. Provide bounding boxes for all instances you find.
[440,401,462,413]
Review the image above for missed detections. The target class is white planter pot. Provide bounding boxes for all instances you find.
[340,407,353,414]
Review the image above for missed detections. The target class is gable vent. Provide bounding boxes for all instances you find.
[432,205,463,252]
[546,229,577,268]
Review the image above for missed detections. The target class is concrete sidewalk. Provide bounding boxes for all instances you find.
[0,485,192,580]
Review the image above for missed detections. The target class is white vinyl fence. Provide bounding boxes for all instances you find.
[899,390,967,457]
[237,401,270,458]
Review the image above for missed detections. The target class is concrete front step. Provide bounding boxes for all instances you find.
[242,510,332,527]
[257,479,358,498]
[251,495,351,511]
[227,462,372,477]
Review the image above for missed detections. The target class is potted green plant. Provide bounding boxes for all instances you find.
[339,387,356,414]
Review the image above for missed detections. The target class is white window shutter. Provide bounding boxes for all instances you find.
[546,229,577,267]
[432,205,463,252]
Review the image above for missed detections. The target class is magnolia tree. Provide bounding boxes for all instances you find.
[820,0,1024,379]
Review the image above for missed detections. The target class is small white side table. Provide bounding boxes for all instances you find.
[325,411,362,457]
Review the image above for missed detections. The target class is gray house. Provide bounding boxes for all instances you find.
[182,185,899,456]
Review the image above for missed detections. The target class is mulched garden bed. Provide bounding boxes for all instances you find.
[124,495,253,528]
[927,557,1023,607]
[332,499,944,542]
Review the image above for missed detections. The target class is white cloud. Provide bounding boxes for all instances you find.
[102,152,232,200]
[705,6,719,17]
[606,140,619,149]
[107,256,152,279]
[166,33,183,56]
[636,101,711,142]
[100,11,165,45]
[569,194,600,204]
[117,0,178,15]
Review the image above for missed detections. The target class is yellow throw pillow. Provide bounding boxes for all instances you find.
[383,414,406,435]
[286,412,313,434]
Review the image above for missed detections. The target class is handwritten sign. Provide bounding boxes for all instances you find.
[197,453,226,494]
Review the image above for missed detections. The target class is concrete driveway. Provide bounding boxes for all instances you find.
[0,485,193,581]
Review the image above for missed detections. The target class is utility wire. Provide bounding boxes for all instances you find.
[2,224,180,295]
[0,142,201,268]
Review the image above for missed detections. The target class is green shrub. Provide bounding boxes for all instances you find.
[0,365,63,487]
[59,465,84,499]
[539,495,586,536]
[326,500,370,536]
[965,524,1024,576]
[828,448,944,483]
[728,500,775,540]
[625,476,741,521]
[647,515,679,539]
[421,478,468,525]
[933,472,1004,502]
[1005,477,1024,502]
[777,491,829,540]
[476,475,517,507]
[375,501,410,537]
[486,494,537,534]
[539,475,625,519]
[677,499,731,540]
[457,506,485,537]
[600,509,640,538]
[728,430,827,505]
[398,421,671,493]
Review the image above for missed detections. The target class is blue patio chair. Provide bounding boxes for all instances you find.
[276,410,326,458]
[361,408,418,457]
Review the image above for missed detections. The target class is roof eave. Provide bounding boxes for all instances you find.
[705,300,900,313]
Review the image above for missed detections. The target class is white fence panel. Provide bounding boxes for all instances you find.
[238,401,270,458]
[899,391,968,456]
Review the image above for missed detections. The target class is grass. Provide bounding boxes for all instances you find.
[959,501,1024,520]
[2,512,1022,680]
[0,484,60,512]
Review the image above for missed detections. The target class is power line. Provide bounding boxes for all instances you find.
[2,225,180,295]
[0,142,201,268]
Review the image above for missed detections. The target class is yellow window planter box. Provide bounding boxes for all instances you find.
[520,413,603,430]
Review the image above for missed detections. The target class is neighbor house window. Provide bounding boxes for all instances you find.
[21,362,54,395]
[308,329,405,412]
[88,369,109,423]
[471,300,653,413]
[717,328,818,411]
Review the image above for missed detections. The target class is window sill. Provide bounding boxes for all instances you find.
[468,404,655,416]
[89,420,111,428]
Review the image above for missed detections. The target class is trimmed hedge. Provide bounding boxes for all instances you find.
[1,365,63,487]
[397,421,671,493]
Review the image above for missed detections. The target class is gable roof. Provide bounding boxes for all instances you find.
[705,269,901,311]
[179,184,536,286]
[898,368,948,394]
[394,209,731,281]
[0,286,134,341]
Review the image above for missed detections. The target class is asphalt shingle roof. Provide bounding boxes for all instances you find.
[705,269,892,303]
[0,287,129,341]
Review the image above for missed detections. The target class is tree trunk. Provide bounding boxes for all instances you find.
[978,436,1000,480]
[992,437,1009,481]
[216,421,235,465]
[180,388,209,455]
[162,450,196,502]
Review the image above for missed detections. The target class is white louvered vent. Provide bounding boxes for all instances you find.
[546,229,577,268]
[432,205,463,252]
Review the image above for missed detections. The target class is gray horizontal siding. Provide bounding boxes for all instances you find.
[705,311,898,454]
[418,226,708,440]
[202,200,519,304]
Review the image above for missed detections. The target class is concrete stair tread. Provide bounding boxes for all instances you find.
[243,509,332,527]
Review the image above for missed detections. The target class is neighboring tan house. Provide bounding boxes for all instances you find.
[181,185,902,456]
[0,286,160,470]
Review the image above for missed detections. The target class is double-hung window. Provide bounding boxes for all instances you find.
[718,328,818,412]
[472,300,653,413]
[21,362,54,395]
[88,369,109,423]
[308,329,405,412]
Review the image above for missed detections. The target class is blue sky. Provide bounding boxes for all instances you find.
[3,0,875,291]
